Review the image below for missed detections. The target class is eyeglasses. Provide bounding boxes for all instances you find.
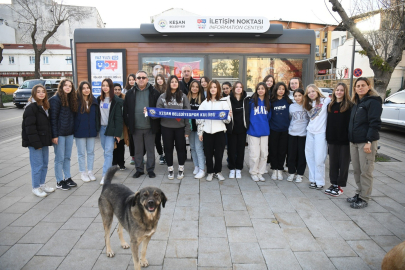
[137,77,147,80]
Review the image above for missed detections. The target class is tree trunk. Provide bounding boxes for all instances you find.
[34,50,41,79]
[372,69,393,99]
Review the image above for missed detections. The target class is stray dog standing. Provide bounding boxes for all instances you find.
[98,167,167,270]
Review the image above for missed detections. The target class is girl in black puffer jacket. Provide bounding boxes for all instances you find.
[22,84,54,198]
[49,79,78,191]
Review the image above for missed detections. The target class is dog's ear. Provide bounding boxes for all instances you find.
[160,191,167,208]
[127,192,140,207]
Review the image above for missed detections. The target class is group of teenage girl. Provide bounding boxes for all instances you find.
[22,72,382,209]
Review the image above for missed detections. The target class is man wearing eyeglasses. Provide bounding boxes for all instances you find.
[123,70,161,178]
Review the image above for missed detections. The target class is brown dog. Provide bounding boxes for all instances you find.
[98,167,167,270]
[381,241,405,270]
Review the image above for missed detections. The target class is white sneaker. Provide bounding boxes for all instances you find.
[229,170,235,179]
[88,171,96,181]
[287,174,295,182]
[258,174,265,182]
[295,175,303,183]
[236,170,242,179]
[277,170,284,181]
[100,177,104,185]
[81,172,91,182]
[216,172,225,181]
[251,174,259,182]
[193,166,199,175]
[271,170,278,180]
[32,188,47,197]
[195,169,205,179]
[40,184,55,193]
[206,173,214,181]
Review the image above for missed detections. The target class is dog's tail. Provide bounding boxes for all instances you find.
[103,166,120,186]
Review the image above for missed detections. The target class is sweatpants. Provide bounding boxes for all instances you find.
[287,135,306,175]
[155,129,164,156]
[113,139,125,167]
[161,126,186,167]
[328,144,350,187]
[203,132,226,174]
[269,130,288,170]
[305,132,328,186]
[227,132,247,170]
[350,141,377,201]
[248,135,268,175]
[132,129,155,173]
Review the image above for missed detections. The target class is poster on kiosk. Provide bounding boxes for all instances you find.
[88,49,126,97]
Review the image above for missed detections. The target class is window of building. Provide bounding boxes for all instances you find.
[66,57,72,64]
[324,31,328,39]
[43,56,49,64]
[315,31,320,38]
[29,56,35,64]
[9,56,15,64]
[341,35,347,45]
[316,45,319,53]
[332,38,339,49]
[324,46,328,53]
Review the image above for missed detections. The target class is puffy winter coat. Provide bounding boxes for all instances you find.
[74,96,99,138]
[22,102,52,149]
[49,94,75,138]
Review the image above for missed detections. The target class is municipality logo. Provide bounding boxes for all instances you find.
[197,19,206,29]
[219,111,226,118]
[158,19,167,28]
[149,109,156,116]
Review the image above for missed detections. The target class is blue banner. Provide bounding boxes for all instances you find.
[146,107,229,120]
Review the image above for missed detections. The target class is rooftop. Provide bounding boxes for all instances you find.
[2,44,71,50]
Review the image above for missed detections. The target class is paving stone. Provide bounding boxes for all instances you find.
[371,197,405,222]
[176,194,199,207]
[224,211,252,227]
[3,202,33,214]
[199,216,227,238]
[229,242,265,264]
[219,183,241,195]
[165,239,198,258]
[198,237,232,267]
[282,227,322,252]
[127,240,167,266]
[313,198,351,221]
[294,251,336,270]
[330,257,372,270]
[331,221,370,240]
[0,195,23,212]
[32,197,64,211]
[351,215,394,236]
[73,206,100,218]
[60,217,94,230]
[274,212,306,228]
[0,243,43,270]
[152,214,172,240]
[173,207,199,221]
[347,240,387,270]
[18,222,63,244]
[222,194,246,211]
[0,245,11,257]
[41,203,80,223]
[57,249,101,270]
[0,226,31,245]
[232,264,267,270]
[200,189,222,203]
[261,249,301,270]
[316,237,358,257]
[251,219,289,249]
[74,222,106,250]
[227,227,257,243]
[93,254,132,270]
[199,202,224,217]
[302,216,339,238]
[246,205,275,219]
[179,184,199,195]
[21,256,64,270]
[163,258,197,269]
[371,235,403,252]
[37,229,82,256]
[169,220,198,240]
[370,213,405,240]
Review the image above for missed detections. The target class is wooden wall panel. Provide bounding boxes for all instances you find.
[76,42,310,83]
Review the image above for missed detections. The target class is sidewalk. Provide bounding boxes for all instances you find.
[0,134,404,270]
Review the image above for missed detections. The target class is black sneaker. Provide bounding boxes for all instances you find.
[309,182,316,189]
[330,186,343,197]
[324,185,337,195]
[56,180,71,191]
[350,197,368,209]
[65,178,77,187]
[159,155,166,165]
[347,194,359,203]
[148,171,156,178]
[132,171,144,178]
[119,165,126,171]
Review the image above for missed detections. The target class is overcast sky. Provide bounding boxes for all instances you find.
[1,0,354,28]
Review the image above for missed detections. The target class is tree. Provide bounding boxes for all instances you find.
[329,0,405,97]
[7,0,88,79]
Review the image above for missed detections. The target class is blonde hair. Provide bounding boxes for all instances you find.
[303,84,325,111]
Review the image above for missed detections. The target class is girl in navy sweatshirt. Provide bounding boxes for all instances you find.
[269,82,292,181]
[244,82,271,182]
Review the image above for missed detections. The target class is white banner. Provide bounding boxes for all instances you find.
[90,52,124,96]
[154,16,270,33]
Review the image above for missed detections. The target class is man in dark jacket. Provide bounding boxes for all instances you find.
[179,65,193,95]
[123,70,160,178]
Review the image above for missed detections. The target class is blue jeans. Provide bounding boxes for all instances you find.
[53,135,73,183]
[100,126,115,176]
[189,131,205,171]
[29,146,49,188]
[75,137,95,172]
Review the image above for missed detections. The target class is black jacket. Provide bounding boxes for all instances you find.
[348,95,382,143]
[243,96,252,130]
[22,102,52,149]
[74,96,99,138]
[97,95,124,137]
[123,83,161,134]
[326,102,351,145]
[49,94,75,138]
[229,91,247,134]
[179,77,193,95]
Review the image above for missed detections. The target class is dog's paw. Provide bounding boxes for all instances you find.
[121,242,130,249]
[106,250,115,257]
[140,258,149,267]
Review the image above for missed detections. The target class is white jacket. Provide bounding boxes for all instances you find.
[197,97,231,135]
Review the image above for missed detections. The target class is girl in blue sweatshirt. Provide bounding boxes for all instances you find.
[269,82,293,181]
[243,82,271,182]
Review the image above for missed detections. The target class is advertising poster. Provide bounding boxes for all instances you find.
[174,61,202,79]
[87,49,126,96]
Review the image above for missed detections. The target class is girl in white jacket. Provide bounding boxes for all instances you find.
[198,80,231,181]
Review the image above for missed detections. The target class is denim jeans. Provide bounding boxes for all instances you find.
[53,135,73,183]
[100,126,115,176]
[75,137,95,172]
[28,146,49,188]
[189,131,205,171]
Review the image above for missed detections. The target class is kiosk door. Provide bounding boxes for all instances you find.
[209,55,243,85]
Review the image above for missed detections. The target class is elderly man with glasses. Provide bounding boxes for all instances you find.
[123,70,161,178]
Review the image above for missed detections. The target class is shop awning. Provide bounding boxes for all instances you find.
[315,57,337,70]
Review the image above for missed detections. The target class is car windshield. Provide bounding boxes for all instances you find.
[21,80,44,89]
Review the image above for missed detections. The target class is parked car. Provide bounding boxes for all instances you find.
[381,91,405,131]
[13,79,60,108]
[320,87,333,98]
[1,84,19,95]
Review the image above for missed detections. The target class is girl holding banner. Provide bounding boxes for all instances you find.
[197,80,232,182]
[156,75,191,180]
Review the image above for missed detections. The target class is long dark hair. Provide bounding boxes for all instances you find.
[31,84,50,110]
[100,78,115,101]
[56,79,78,112]
[154,74,167,93]
[263,74,275,93]
[124,73,136,90]
[77,81,94,114]
[165,75,182,104]
[251,82,271,111]
[271,82,293,104]
[187,80,204,104]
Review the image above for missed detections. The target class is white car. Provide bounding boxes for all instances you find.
[381,91,405,131]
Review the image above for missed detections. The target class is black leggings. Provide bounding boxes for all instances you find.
[113,139,125,167]
[155,129,164,156]
[161,126,186,167]
[269,130,288,170]
[287,135,306,175]
[203,132,226,174]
